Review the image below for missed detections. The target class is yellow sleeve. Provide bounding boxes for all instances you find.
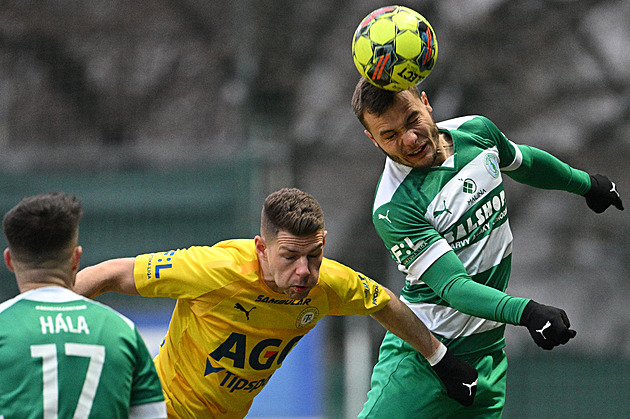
[319,258,391,316]
[133,241,258,299]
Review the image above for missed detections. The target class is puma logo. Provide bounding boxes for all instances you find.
[463,378,478,396]
[611,182,620,197]
[234,303,256,320]
[433,200,452,217]
[536,321,552,339]
[378,210,392,223]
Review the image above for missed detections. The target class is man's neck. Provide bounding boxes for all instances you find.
[16,268,73,293]
[435,132,454,165]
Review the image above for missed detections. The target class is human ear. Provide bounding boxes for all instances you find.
[71,246,83,272]
[365,129,379,148]
[421,91,433,113]
[3,248,14,272]
[254,236,267,260]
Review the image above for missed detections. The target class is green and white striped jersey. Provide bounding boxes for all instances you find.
[372,115,563,356]
[0,286,166,419]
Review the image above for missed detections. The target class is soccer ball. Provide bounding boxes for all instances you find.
[352,5,438,91]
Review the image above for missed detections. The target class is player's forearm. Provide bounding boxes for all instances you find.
[74,257,139,298]
[421,252,528,325]
[370,287,441,359]
[505,144,590,194]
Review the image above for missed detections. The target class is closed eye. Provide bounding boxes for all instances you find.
[406,111,420,127]
[382,131,397,141]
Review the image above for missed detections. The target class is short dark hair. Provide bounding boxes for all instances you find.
[261,188,324,239]
[3,192,82,265]
[351,77,422,129]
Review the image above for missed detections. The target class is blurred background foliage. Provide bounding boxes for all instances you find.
[1,0,629,417]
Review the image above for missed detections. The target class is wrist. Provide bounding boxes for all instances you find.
[426,341,447,366]
[573,170,592,196]
[519,299,537,326]
[582,174,597,197]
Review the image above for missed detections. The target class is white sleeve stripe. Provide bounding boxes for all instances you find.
[129,401,167,419]
[399,296,505,339]
[406,239,453,283]
[501,140,523,172]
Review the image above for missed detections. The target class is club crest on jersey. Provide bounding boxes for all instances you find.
[484,153,500,178]
[296,307,319,328]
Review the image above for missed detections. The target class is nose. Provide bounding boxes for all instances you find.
[401,129,418,146]
[295,256,310,276]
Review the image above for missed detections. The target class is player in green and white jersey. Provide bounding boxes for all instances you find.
[351,78,623,418]
[0,192,166,419]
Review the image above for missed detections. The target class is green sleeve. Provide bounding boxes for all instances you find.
[130,327,166,407]
[505,144,591,195]
[422,251,529,325]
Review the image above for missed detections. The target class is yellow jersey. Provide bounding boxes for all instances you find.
[133,239,390,418]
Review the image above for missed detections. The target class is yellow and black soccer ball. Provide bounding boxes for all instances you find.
[352,5,438,91]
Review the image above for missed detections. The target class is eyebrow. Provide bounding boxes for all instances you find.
[378,110,420,138]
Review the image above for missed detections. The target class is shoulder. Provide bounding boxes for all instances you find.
[317,258,364,293]
[0,287,139,331]
[438,115,497,134]
[173,239,256,258]
[437,115,480,131]
[0,293,28,315]
[192,239,257,261]
[136,239,260,299]
[439,115,509,154]
[318,258,381,291]
[138,239,257,273]
[214,238,256,252]
[82,298,137,331]
[319,258,355,281]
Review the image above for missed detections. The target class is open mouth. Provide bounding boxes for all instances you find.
[409,142,428,157]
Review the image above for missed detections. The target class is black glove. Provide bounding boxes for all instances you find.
[520,300,577,350]
[583,174,624,213]
[431,347,478,407]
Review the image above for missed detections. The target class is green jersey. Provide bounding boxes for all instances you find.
[0,286,166,419]
[372,115,590,356]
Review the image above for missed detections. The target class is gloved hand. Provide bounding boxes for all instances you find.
[584,174,624,213]
[431,346,478,407]
[520,300,576,350]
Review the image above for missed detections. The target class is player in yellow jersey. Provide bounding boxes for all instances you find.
[75,188,478,418]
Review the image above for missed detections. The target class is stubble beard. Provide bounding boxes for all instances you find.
[378,126,441,169]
